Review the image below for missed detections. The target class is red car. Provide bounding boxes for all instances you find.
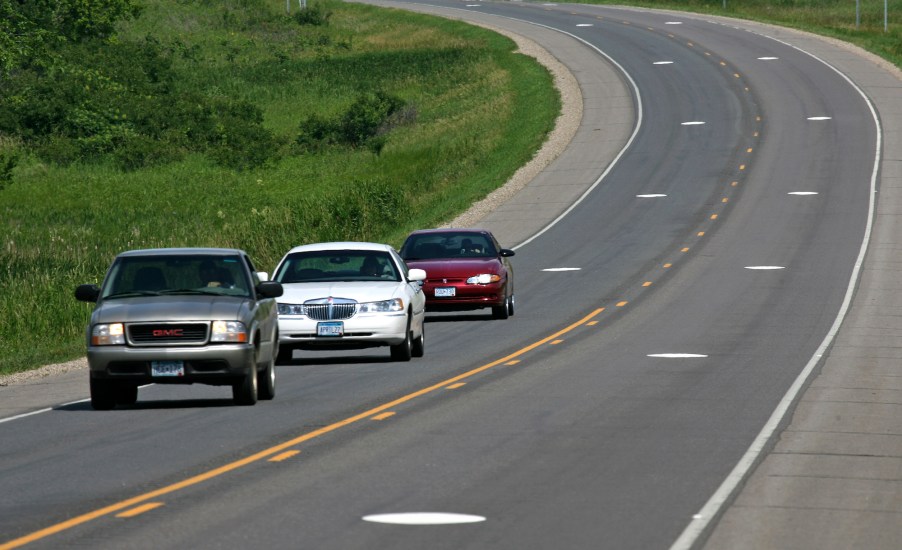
[400,229,515,319]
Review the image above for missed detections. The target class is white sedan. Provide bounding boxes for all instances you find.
[272,242,427,362]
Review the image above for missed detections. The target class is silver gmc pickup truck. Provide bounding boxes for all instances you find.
[75,248,283,410]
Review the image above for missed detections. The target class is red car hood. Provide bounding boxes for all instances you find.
[406,258,502,279]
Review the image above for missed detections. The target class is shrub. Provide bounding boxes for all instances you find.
[296,91,411,152]
[0,150,18,189]
[293,3,332,26]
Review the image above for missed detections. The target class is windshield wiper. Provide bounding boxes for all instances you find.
[157,288,220,295]
[105,291,161,299]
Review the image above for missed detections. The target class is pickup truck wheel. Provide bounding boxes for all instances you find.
[115,384,138,406]
[257,355,276,400]
[233,359,259,406]
[276,346,293,364]
[90,378,117,410]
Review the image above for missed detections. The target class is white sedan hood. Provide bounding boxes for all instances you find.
[279,281,405,304]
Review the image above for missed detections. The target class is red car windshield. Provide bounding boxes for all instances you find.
[402,233,497,260]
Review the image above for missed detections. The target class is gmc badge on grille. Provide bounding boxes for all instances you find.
[153,329,184,337]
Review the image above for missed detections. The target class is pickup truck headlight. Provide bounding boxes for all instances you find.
[466,274,501,284]
[211,321,248,343]
[92,323,125,346]
[358,298,404,313]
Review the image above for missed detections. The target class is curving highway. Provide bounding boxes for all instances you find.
[1,2,899,549]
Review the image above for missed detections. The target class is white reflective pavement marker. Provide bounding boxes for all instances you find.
[788,191,819,196]
[745,266,785,270]
[637,194,667,198]
[542,267,581,272]
[648,353,708,358]
[654,61,674,65]
[363,513,486,525]
[807,116,832,121]
[681,121,706,126]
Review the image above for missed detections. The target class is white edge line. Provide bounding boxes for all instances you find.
[508,22,643,250]
[669,22,882,550]
[448,8,881,546]
[0,407,54,425]
[0,397,91,424]
[397,6,643,254]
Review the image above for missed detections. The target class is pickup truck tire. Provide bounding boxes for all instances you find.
[90,378,117,410]
[258,355,276,400]
[115,384,139,406]
[233,358,259,406]
[276,346,293,364]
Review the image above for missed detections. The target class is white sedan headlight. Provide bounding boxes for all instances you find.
[211,321,248,343]
[466,274,501,284]
[278,303,307,316]
[358,298,404,313]
[92,323,125,346]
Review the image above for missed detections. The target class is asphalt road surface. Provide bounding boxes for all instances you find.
[2,3,898,549]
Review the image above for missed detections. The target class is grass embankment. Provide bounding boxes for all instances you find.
[578,0,901,69]
[0,0,559,374]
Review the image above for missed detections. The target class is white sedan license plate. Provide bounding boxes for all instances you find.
[317,321,344,337]
[435,287,456,297]
[151,360,185,377]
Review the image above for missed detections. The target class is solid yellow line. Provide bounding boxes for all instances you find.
[372,412,395,421]
[115,503,163,519]
[446,383,466,390]
[1,307,605,550]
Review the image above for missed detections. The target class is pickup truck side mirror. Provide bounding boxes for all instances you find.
[500,249,515,257]
[256,281,283,299]
[75,284,100,303]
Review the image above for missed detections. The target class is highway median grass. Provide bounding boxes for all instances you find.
[0,0,559,374]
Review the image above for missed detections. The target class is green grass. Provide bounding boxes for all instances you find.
[4,0,896,376]
[0,0,559,374]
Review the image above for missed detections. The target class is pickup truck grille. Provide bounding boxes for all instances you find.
[128,323,209,345]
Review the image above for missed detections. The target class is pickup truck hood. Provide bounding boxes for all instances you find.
[279,281,403,303]
[93,295,246,323]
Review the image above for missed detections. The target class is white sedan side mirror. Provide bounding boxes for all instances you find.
[408,268,426,282]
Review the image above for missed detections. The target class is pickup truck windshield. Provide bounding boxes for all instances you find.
[102,255,251,299]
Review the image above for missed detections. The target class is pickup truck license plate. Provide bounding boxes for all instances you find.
[317,321,344,337]
[151,360,185,377]
[435,287,456,297]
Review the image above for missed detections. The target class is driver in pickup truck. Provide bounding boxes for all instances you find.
[199,260,233,288]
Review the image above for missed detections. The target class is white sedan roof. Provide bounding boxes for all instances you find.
[284,242,396,255]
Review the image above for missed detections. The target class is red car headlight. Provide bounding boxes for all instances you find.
[466,274,501,284]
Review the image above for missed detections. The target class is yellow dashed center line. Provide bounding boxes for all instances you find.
[2,309,606,550]
[372,412,396,421]
[268,450,300,462]
[115,503,164,519]
[446,383,466,390]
